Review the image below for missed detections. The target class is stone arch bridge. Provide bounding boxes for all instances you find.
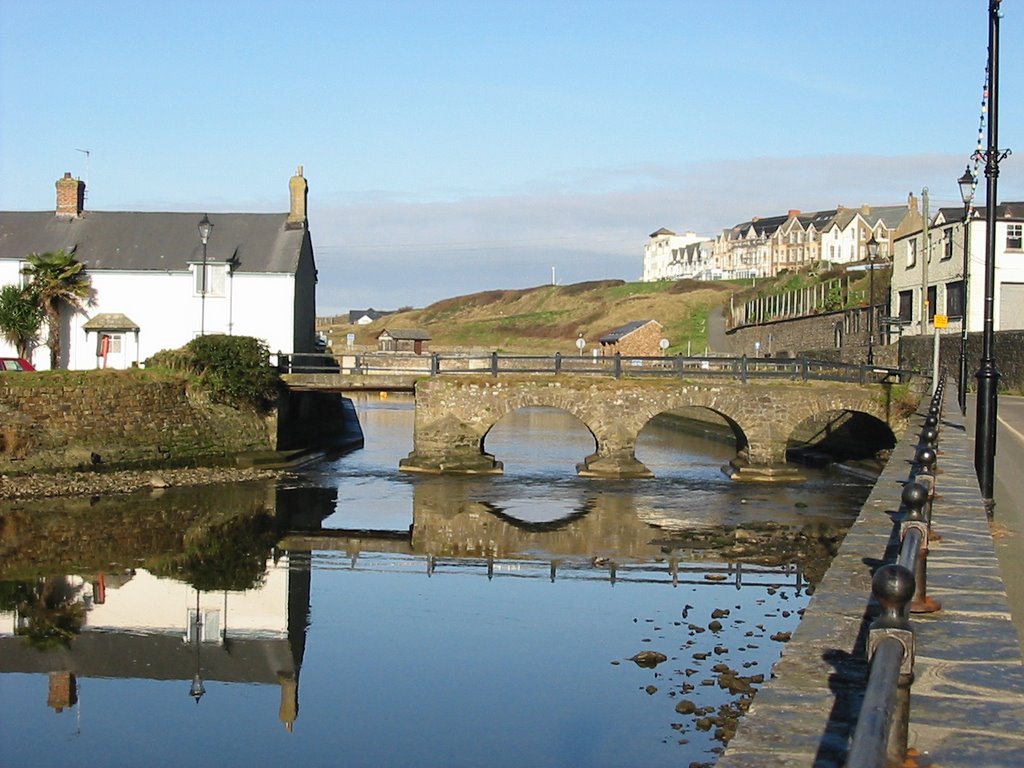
[398,375,909,480]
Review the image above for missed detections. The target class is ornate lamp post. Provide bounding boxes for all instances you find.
[866,234,879,365]
[974,0,1011,508]
[957,166,976,416]
[197,214,213,336]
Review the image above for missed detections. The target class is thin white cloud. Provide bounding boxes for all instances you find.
[313,152,1022,314]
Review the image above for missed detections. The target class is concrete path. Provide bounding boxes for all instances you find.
[718,396,1024,767]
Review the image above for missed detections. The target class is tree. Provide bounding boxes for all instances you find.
[0,284,43,358]
[21,249,92,369]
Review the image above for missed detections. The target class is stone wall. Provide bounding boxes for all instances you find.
[727,307,899,367]
[898,330,1024,392]
[0,370,274,472]
[603,321,664,356]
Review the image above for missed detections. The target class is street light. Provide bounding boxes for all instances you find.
[974,0,1010,509]
[197,214,213,336]
[957,166,976,415]
[866,234,879,365]
[189,589,206,704]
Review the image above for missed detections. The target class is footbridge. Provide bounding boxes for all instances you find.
[388,356,914,480]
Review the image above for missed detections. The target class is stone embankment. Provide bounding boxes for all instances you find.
[0,465,287,500]
[717,401,1024,767]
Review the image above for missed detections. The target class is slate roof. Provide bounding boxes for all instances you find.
[0,211,307,274]
[349,308,391,323]
[378,328,431,341]
[82,312,140,332]
[599,319,660,343]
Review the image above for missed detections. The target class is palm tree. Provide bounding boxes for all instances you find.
[0,284,43,358]
[21,249,92,369]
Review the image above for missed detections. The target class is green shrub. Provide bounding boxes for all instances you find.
[146,336,280,412]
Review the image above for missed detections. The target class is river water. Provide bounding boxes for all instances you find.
[0,394,875,767]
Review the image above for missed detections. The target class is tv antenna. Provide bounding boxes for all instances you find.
[75,148,91,202]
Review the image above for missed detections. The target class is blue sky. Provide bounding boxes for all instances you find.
[2,1,1022,313]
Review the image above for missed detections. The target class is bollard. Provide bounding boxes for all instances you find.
[920,426,939,449]
[900,483,941,614]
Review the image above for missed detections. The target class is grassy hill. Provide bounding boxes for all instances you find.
[324,279,742,356]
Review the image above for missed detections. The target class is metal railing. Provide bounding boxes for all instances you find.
[276,351,912,385]
[846,375,945,767]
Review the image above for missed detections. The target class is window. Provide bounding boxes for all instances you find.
[946,280,965,318]
[193,263,228,297]
[907,239,917,268]
[898,290,914,322]
[186,608,223,643]
[943,229,954,260]
[927,286,937,321]
[1008,223,1023,250]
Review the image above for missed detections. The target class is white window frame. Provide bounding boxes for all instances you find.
[1007,223,1023,251]
[192,263,228,297]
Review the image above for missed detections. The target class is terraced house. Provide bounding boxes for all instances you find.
[646,195,921,282]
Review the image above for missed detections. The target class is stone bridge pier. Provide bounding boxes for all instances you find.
[398,376,905,481]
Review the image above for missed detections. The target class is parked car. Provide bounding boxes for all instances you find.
[0,357,35,371]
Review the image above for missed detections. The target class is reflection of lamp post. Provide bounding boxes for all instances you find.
[189,590,205,704]
[957,166,976,415]
[197,214,213,336]
[974,0,1010,508]
[866,234,879,365]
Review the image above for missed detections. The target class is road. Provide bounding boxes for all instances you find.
[986,394,1024,649]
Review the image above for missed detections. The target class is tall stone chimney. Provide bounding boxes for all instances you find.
[286,165,307,230]
[56,172,85,217]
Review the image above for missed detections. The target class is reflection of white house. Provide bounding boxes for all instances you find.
[0,168,319,370]
[890,202,1024,337]
[0,559,307,729]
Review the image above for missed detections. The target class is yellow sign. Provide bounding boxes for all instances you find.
[934,314,949,328]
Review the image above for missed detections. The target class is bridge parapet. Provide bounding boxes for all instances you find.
[398,375,908,480]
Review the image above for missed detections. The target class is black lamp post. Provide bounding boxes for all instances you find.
[957,166,976,416]
[189,589,205,704]
[866,234,879,365]
[974,0,1010,508]
[197,214,213,336]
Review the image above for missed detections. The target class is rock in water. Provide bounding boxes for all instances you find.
[630,651,668,668]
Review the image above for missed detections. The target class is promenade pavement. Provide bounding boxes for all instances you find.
[718,391,1024,767]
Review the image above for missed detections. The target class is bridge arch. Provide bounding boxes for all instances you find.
[399,376,910,480]
[480,403,598,474]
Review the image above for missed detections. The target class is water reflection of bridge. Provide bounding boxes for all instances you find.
[280,547,807,592]
[277,480,841,585]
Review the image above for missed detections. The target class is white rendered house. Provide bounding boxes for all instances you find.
[0,169,319,369]
[642,228,712,281]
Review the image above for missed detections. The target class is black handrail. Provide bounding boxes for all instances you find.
[846,374,947,766]
[276,351,912,385]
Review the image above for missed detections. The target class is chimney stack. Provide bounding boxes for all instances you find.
[788,209,801,218]
[56,172,85,217]
[287,165,307,229]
